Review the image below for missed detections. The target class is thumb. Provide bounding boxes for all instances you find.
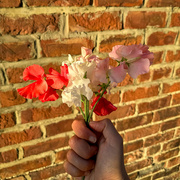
[89,119,121,142]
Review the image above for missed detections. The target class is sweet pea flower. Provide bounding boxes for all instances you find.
[109,44,154,80]
[17,64,48,99]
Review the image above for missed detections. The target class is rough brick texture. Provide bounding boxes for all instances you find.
[146,0,180,7]
[0,0,21,7]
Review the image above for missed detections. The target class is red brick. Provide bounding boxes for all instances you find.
[147,31,177,46]
[41,38,94,57]
[125,11,166,29]
[128,173,138,180]
[176,67,180,76]
[144,130,174,147]
[55,149,68,163]
[124,124,160,141]
[21,104,72,123]
[117,74,134,86]
[170,13,180,27]
[125,159,152,173]
[0,149,17,163]
[103,91,120,104]
[122,85,159,102]
[11,176,26,180]
[124,140,143,153]
[154,106,180,122]
[26,0,90,6]
[124,150,143,164]
[166,50,180,62]
[0,127,42,148]
[138,96,171,113]
[46,119,73,137]
[152,67,172,80]
[0,112,16,129]
[0,89,26,107]
[146,0,180,7]
[0,14,59,35]
[137,72,150,83]
[163,82,180,93]
[69,11,121,32]
[161,118,180,132]
[23,136,69,157]
[152,51,163,64]
[172,93,180,105]
[175,128,180,137]
[0,0,21,7]
[99,34,142,53]
[116,113,153,131]
[0,41,35,62]
[0,156,51,179]
[147,144,161,156]
[155,148,179,162]
[167,156,180,168]
[95,104,135,121]
[29,164,65,180]
[94,0,143,7]
[163,138,180,151]
[152,171,166,180]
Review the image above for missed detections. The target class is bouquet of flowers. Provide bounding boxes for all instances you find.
[17,44,154,126]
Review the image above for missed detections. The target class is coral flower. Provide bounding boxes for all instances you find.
[91,96,117,116]
[17,64,48,99]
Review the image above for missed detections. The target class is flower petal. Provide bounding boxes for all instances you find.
[23,64,45,81]
[91,96,117,116]
[17,80,48,99]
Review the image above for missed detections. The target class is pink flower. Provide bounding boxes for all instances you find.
[91,96,117,116]
[46,64,69,89]
[109,44,154,79]
[17,64,48,99]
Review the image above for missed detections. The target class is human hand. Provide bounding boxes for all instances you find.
[64,119,129,180]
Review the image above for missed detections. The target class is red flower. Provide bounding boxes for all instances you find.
[17,65,48,99]
[39,86,59,102]
[46,64,69,89]
[91,96,117,116]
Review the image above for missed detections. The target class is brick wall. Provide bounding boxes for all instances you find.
[0,0,180,179]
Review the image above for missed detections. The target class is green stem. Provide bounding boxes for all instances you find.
[79,107,85,119]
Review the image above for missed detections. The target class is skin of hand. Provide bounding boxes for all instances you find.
[64,118,129,180]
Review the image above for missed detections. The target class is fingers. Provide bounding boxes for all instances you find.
[72,120,97,143]
[69,135,98,159]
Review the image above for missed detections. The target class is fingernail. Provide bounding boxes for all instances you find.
[89,136,96,143]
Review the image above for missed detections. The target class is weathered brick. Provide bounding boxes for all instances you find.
[170,13,180,27]
[23,136,69,157]
[0,89,26,107]
[26,0,90,7]
[0,0,21,7]
[122,85,159,102]
[55,149,69,163]
[163,82,180,93]
[21,104,72,123]
[94,0,143,7]
[0,149,17,163]
[147,144,161,156]
[124,140,143,153]
[166,50,180,62]
[138,96,171,113]
[152,67,172,80]
[0,156,51,179]
[163,138,180,151]
[95,104,135,121]
[154,148,179,162]
[137,72,150,83]
[167,156,180,168]
[152,51,163,64]
[0,112,16,129]
[146,0,180,7]
[0,41,35,62]
[69,11,121,32]
[147,31,177,46]
[172,93,180,105]
[175,128,180,137]
[154,106,180,122]
[161,118,180,131]
[124,124,160,141]
[0,14,59,35]
[46,119,73,137]
[99,34,142,53]
[116,113,153,131]
[41,38,94,57]
[117,74,134,86]
[176,67,180,77]
[11,176,26,180]
[144,130,174,147]
[0,127,42,148]
[29,164,65,180]
[125,11,166,29]
[125,159,152,173]
[124,150,143,164]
